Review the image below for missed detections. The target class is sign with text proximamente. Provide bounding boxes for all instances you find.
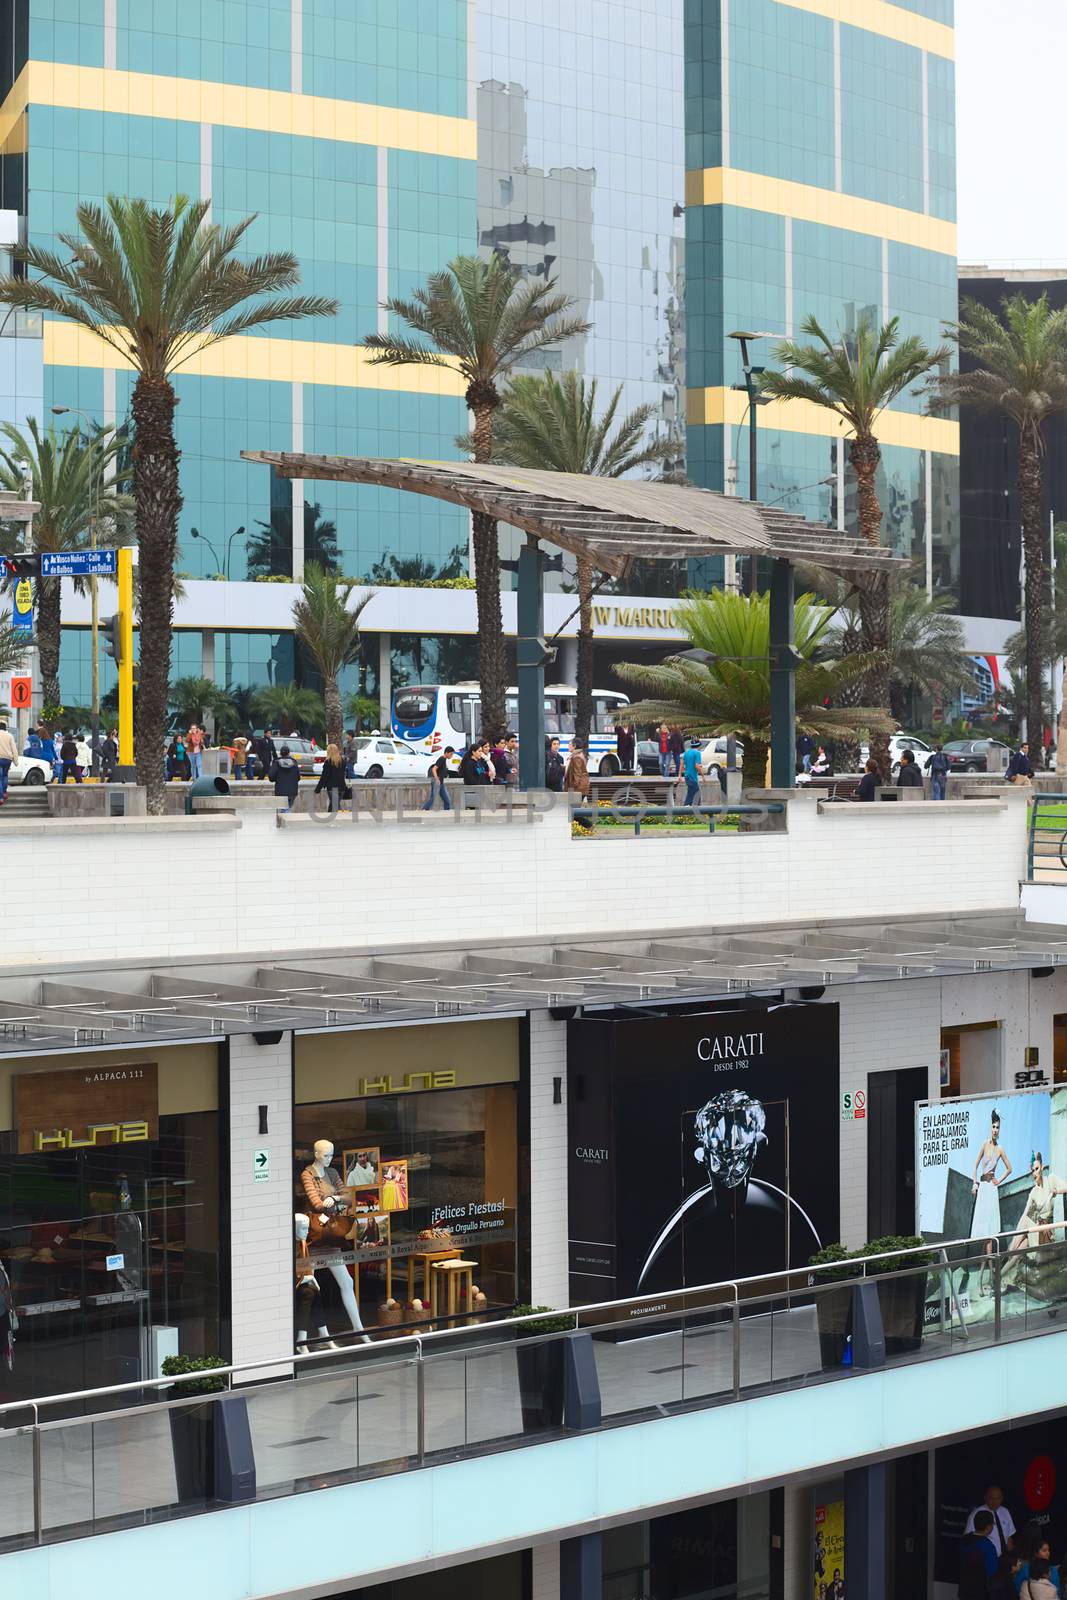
[14,1062,159,1153]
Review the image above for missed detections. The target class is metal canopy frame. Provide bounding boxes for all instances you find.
[242,452,905,788]
[0,913,1060,1058]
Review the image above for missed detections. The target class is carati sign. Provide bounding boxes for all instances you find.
[14,1063,159,1153]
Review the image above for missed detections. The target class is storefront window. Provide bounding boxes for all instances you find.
[294,1080,518,1338]
[0,1049,220,1407]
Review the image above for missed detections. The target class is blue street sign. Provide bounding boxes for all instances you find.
[12,575,32,631]
[40,549,118,577]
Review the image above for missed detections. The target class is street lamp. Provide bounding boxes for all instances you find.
[764,476,836,508]
[190,526,222,576]
[52,403,105,775]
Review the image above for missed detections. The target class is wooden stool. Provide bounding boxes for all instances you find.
[430,1258,477,1317]
[407,1247,460,1305]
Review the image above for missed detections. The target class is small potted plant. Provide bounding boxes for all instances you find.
[807,1243,854,1365]
[162,1354,227,1501]
[508,1305,573,1431]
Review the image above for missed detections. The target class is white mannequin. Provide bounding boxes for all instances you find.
[294,1212,336,1354]
[301,1140,369,1341]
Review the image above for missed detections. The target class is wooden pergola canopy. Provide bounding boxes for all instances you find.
[241,453,904,579]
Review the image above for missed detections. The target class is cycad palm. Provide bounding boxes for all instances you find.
[365,253,590,742]
[930,293,1067,745]
[292,562,373,747]
[761,314,948,777]
[615,589,891,789]
[0,418,132,709]
[0,195,337,809]
[252,682,325,739]
[481,370,669,744]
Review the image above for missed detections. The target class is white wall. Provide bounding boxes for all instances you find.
[0,795,1027,970]
[528,1011,570,1310]
[226,1031,294,1375]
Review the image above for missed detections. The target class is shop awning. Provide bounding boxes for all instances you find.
[240,453,905,576]
[0,913,1060,1055]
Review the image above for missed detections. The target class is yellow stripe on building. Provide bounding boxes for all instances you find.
[686,386,959,456]
[10,61,476,159]
[684,167,956,256]
[44,322,468,396]
[777,0,952,57]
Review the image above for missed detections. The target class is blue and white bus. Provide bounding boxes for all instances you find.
[391,682,631,775]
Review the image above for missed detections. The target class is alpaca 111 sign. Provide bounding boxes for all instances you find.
[566,1003,840,1302]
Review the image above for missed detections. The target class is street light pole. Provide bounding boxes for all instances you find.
[52,404,102,775]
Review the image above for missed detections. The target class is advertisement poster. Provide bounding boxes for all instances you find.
[567,1003,840,1301]
[916,1086,1067,1326]
[935,1417,1066,1587]
[813,1500,845,1600]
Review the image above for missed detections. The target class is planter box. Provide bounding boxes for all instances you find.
[876,1272,928,1355]
[168,1402,214,1502]
[515,1338,565,1431]
[815,1286,851,1368]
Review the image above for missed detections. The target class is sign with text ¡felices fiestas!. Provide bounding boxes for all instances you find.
[12,575,32,630]
[14,1063,159,1154]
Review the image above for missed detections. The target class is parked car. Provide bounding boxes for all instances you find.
[351,736,431,779]
[940,738,1011,773]
[273,737,322,776]
[8,754,52,786]
[858,734,934,774]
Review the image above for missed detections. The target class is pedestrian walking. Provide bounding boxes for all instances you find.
[23,726,42,758]
[615,720,635,774]
[231,733,251,780]
[39,727,57,780]
[166,736,187,781]
[563,736,591,799]
[314,742,348,812]
[959,1511,999,1599]
[681,738,703,806]
[100,728,119,781]
[657,722,671,778]
[928,743,949,800]
[422,747,455,811]
[459,741,494,785]
[59,731,82,784]
[343,730,359,778]
[545,736,565,793]
[254,728,276,780]
[0,720,17,804]
[897,749,924,791]
[186,723,205,780]
[797,732,814,773]
[1007,741,1033,786]
[270,744,302,811]
[492,733,519,786]
[1020,1557,1058,1600]
[668,725,684,777]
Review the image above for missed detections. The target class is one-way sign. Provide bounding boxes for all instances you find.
[252,1149,271,1183]
[41,550,118,577]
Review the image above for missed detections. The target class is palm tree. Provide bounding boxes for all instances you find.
[364,252,590,742]
[168,676,236,736]
[0,196,337,810]
[930,293,1067,745]
[247,500,339,579]
[824,580,972,726]
[760,314,948,778]
[471,370,670,746]
[0,615,29,674]
[0,418,133,708]
[252,682,325,738]
[291,562,373,746]
[615,589,890,789]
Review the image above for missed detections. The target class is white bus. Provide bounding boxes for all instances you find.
[391,682,631,775]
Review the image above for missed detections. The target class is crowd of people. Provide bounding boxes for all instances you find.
[960,1484,1062,1599]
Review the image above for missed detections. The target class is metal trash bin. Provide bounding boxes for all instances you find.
[185,775,230,815]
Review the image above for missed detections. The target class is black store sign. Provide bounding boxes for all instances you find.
[567,1004,840,1303]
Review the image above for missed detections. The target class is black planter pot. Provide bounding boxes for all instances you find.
[169,1402,215,1502]
[515,1338,566,1431]
[877,1272,927,1355]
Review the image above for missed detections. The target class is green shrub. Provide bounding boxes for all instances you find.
[509,1304,574,1335]
[161,1354,228,1394]
[809,1235,931,1282]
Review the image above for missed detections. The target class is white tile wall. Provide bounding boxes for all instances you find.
[528,1011,569,1309]
[0,797,1027,969]
[532,1540,561,1600]
[226,1032,294,1375]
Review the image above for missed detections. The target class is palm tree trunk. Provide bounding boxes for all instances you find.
[575,554,594,747]
[471,402,506,742]
[849,435,891,781]
[36,573,61,710]
[131,374,182,814]
[324,673,343,749]
[741,737,769,791]
[1019,421,1047,747]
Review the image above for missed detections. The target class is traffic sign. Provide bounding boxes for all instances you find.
[41,550,119,578]
[9,676,31,710]
[252,1149,271,1183]
[12,577,31,631]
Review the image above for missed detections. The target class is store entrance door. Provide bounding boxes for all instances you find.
[867,1068,928,1239]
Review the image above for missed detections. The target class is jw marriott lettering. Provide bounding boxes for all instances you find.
[15,1063,159,1154]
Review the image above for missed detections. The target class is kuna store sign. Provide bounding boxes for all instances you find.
[14,1063,159,1153]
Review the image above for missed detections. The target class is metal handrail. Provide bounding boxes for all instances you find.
[1027,792,1067,876]
[0,1223,1034,1423]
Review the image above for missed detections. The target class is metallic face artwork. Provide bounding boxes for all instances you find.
[694,1090,768,1191]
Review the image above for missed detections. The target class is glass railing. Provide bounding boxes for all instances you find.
[1,1230,1063,1551]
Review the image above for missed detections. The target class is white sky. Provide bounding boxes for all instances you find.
[956,0,1067,266]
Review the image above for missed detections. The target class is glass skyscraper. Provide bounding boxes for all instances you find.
[684,0,958,593]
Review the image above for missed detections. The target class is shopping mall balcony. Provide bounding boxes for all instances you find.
[3,1236,1066,1598]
